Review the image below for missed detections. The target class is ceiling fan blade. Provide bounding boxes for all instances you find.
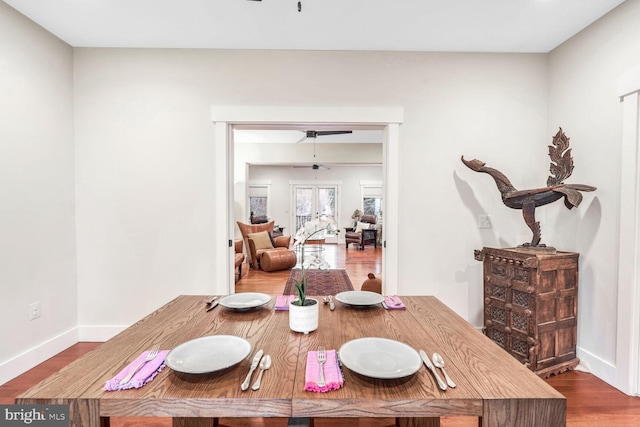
[292,164,330,170]
[296,129,353,142]
[314,130,353,136]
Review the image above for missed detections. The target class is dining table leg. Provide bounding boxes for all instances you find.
[482,399,565,427]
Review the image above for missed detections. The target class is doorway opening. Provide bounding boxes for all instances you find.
[211,105,403,296]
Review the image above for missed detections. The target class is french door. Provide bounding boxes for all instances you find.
[291,183,339,241]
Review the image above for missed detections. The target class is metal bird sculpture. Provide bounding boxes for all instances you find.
[462,128,596,247]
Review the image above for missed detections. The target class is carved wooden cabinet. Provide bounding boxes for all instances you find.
[475,247,580,378]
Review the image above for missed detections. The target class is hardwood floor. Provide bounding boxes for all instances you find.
[3,244,639,426]
[235,243,383,295]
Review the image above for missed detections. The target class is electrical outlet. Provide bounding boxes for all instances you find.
[29,301,41,320]
[478,215,492,229]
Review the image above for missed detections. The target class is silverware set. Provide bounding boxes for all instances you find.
[432,352,456,388]
[205,296,219,311]
[419,349,456,390]
[242,349,271,391]
[119,344,160,385]
[381,295,402,309]
[323,296,335,310]
[386,295,402,306]
[316,346,327,387]
[251,355,271,390]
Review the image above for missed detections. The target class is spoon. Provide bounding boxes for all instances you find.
[251,355,271,390]
[432,353,456,388]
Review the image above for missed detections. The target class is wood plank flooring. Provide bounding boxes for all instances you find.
[3,244,639,426]
[235,243,383,295]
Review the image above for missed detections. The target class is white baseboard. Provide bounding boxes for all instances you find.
[0,325,130,387]
[577,345,620,390]
[0,328,79,386]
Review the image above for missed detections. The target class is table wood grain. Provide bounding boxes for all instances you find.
[17,295,565,427]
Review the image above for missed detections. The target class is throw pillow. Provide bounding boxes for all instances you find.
[355,221,370,233]
[248,231,274,250]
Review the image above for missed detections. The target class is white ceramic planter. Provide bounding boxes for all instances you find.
[289,298,319,334]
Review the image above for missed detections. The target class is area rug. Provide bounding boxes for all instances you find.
[283,269,354,296]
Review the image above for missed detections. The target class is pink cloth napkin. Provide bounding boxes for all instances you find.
[384,295,406,309]
[276,294,296,310]
[304,350,344,392]
[104,350,169,391]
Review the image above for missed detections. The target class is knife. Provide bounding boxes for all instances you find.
[241,349,264,391]
[420,349,447,391]
[206,299,220,312]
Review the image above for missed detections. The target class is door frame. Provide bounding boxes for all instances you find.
[211,105,403,295]
[615,67,640,396]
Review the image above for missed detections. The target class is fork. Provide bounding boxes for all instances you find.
[387,295,402,306]
[317,346,327,387]
[119,344,160,385]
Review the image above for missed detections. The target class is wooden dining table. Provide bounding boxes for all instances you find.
[17,295,565,427]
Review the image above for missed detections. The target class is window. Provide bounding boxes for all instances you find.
[361,182,383,220]
[292,184,339,236]
[248,185,269,217]
[364,196,382,218]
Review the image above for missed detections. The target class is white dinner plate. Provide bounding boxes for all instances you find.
[218,292,271,310]
[165,335,252,374]
[338,337,422,379]
[334,290,385,307]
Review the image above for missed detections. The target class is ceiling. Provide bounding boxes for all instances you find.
[3,0,625,53]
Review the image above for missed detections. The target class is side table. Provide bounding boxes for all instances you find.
[475,246,580,378]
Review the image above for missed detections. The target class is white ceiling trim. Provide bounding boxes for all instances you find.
[210,105,404,125]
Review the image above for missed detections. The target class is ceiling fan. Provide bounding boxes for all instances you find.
[293,129,351,168]
[296,130,353,143]
[293,163,331,170]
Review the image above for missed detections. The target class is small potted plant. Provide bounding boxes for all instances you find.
[289,219,334,333]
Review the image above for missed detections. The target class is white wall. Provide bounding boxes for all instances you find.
[73,49,219,333]
[71,48,548,335]
[0,2,77,384]
[547,0,640,393]
[234,141,383,235]
[245,163,383,237]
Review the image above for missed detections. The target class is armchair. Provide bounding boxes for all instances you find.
[234,239,245,277]
[236,220,294,271]
[345,214,378,250]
